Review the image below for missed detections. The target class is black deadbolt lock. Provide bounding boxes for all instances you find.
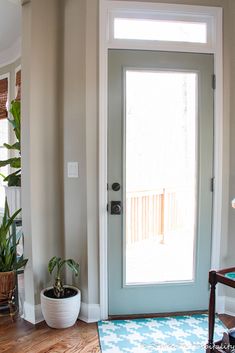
[112,182,121,191]
[110,201,122,215]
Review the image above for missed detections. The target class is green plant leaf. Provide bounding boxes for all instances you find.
[48,256,60,274]
[3,142,20,151]
[0,199,26,272]
[0,157,21,168]
[0,100,21,187]
[65,259,80,276]
[9,100,21,143]
[2,197,10,226]
[13,256,28,270]
[4,170,21,186]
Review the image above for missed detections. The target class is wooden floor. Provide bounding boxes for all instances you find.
[0,314,234,353]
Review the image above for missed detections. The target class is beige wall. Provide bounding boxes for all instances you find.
[21,0,235,321]
[21,0,99,321]
[63,0,99,304]
[22,0,64,320]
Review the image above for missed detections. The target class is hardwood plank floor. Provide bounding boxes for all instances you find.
[0,317,100,353]
[0,314,234,352]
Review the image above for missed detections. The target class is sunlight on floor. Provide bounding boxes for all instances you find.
[126,231,194,284]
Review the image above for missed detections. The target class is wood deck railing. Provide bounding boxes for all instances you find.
[126,187,193,244]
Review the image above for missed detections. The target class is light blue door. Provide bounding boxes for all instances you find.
[108,50,214,316]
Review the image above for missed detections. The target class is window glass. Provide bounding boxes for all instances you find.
[0,118,8,209]
[114,18,207,43]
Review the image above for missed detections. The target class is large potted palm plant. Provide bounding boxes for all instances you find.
[0,100,21,218]
[0,198,27,315]
[41,256,81,329]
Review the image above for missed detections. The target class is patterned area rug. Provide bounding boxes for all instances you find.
[98,314,226,353]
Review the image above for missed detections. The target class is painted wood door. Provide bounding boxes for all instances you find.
[108,50,214,315]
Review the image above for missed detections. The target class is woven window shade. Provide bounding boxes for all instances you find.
[16,70,21,101]
[0,78,8,120]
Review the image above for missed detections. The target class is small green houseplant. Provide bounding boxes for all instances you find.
[48,256,79,298]
[0,100,21,187]
[0,198,27,308]
[41,256,81,329]
[0,198,27,272]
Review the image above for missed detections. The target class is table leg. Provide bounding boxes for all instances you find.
[207,270,217,352]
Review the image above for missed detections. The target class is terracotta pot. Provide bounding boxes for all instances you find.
[0,271,16,302]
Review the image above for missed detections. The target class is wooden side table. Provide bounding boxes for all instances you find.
[207,267,235,352]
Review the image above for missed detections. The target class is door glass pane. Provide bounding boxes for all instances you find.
[125,70,197,285]
[114,18,207,43]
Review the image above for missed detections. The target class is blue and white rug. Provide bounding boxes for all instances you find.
[98,314,226,353]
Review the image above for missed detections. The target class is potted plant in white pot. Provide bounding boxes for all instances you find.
[0,198,28,317]
[0,100,21,218]
[41,256,81,329]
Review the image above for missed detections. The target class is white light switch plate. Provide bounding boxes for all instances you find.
[67,162,79,178]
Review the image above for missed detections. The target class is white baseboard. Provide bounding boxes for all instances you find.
[23,301,100,324]
[79,302,101,323]
[224,296,235,316]
[23,302,44,324]
[216,295,235,316]
[216,295,225,314]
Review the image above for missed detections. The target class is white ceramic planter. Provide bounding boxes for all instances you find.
[4,186,21,218]
[41,286,81,329]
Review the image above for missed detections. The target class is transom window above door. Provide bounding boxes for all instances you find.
[106,2,218,51]
[114,18,207,43]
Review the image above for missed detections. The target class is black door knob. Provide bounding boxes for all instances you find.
[110,201,122,215]
[112,182,121,191]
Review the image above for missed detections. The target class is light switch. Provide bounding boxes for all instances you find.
[67,162,79,178]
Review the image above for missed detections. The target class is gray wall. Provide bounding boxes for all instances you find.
[20,0,235,319]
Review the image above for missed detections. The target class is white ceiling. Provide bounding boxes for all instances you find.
[0,0,21,63]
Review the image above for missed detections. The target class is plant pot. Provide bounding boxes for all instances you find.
[40,286,81,329]
[0,271,16,302]
[4,186,21,219]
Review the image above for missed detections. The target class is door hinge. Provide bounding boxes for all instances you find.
[106,203,109,212]
[212,74,216,90]
[210,177,215,192]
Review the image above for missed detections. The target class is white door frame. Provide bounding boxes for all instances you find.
[99,0,224,320]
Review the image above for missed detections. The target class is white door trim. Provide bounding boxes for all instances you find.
[99,1,224,320]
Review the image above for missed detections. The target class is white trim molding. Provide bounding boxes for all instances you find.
[217,294,235,317]
[23,301,101,324]
[79,303,101,323]
[23,302,44,324]
[224,297,235,316]
[107,1,218,53]
[216,295,226,314]
[99,0,223,319]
